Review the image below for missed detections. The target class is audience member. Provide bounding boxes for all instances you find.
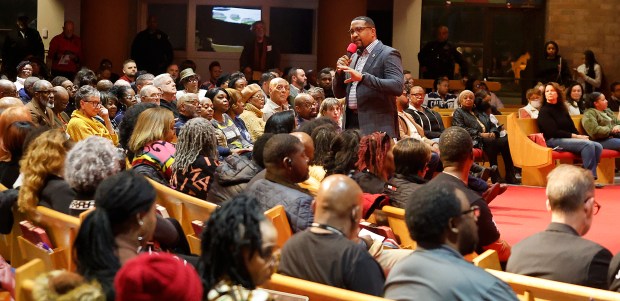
[201,194,278,300]
[14,61,33,91]
[425,127,511,262]
[73,68,98,88]
[110,83,137,126]
[100,92,119,132]
[406,85,445,140]
[201,61,221,90]
[225,88,253,146]
[565,82,585,115]
[153,73,178,118]
[472,79,505,110]
[228,72,248,92]
[507,165,610,289]
[115,253,203,301]
[384,184,517,300]
[171,118,219,200]
[32,270,104,300]
[174,93,199,134]
[351,132,395,194]
[307,123,338,185]
[67,85,118,144]
[385,138,431,208]
[51,86,70,130]
[518,88,542,119]
[293,93,317,127]
[239,83,266,142]
[240,20,281,75]
[176,68,206,99]
[396,85,438,151]
[279,175,385,296]
[0,79,18,99]
[18,129,75,219]
[581,92,620,151]
[197,96,214,120]
[26,79,56,128]
[608,82,620,112]
[538,82,602,180]
[575,50,602,94]
[287,67,307,102]
[117,102,158,159]
[245,134,313,232]
[0,97,23,114]
[128,107,176,184]
[96,79,113,92]
[19,76,39,103]
[418,25,468,80]
[74,170,158,300]
[291,131,319,195]
[166,63,180,83]
[139,84,162,105]
[264,110,295,134]
[135,73,154,96]
[534,41,571,86]
[317,67,334,98]
[262,77,290,122]
[318,97,343,128]
[424,77,457,108]
[324,129,361,177]
[307,86,325,109]
[1,15,44,80]
[64,136,122,216]
[0,107,34,187]
[208,88,252,156]
[131,16,174,74]
[47,21,82,79]
[258,72,276,100]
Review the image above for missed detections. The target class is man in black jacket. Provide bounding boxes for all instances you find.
[1,15,44,80]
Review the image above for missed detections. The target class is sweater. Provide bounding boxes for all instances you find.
[66,110,118,145]
[537,103,578,140]
[582,108,620,140]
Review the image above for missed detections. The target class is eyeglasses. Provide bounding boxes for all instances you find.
[251,94,265,100]
[147,93,163,98]
[63,85,77,92]
[124,95,137,100]
[585,197,601,215]
[185,76,199,83]
[461,205,480,219]
[83,100,101,106]
[410,93,425,98]
[348,26,372,35]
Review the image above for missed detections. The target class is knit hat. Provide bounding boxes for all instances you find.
[241,83,262,103]
[180,68,197,81]
[114,253,203,301]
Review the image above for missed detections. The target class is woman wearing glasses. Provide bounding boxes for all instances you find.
[239,84,266,142]
[66,85,118,144]
[176,68,207,99]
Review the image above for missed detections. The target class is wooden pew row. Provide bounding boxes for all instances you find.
[411,79,502,92]
[14,258,45,301]
[264,205,292,249]
[262,273,393,301]
[506,113,617,186]
[147,179,219,255]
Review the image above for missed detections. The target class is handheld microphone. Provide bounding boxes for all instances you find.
[346,43,358,58]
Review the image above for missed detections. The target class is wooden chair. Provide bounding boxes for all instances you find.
[381,205,416,249]
[0,184,6,191]
[472,249,501,271]
[487,269,620,301]
[262,273,393,301]
[148,179,218,255]
[14,258,46,301]
[264,205,292,249]
[17,207,80,271]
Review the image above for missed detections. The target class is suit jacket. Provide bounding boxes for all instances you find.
[506,222,612,289]
[26,100,56,128]
[333,40,403,138]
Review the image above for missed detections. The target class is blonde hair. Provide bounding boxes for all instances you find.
[18,130,72,220]
[457,90,474,106]
[128,107,174,153]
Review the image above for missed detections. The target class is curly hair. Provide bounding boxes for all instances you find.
[64,136,122,194]
[356,132,393,181]
[311,124,337,166]
[172,118,218,174]
[201,193,267,290]
[324,130,361,176]
[18,129,72,220]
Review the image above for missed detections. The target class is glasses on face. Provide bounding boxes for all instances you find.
[348,26,372,35]
[64,85,77,92]
[147,93,163,98]
[585,197,601,215]
[124,95,137,100]
[186,76,199,83]
[251,94,265,100]
[461,205,480,219]
[410,93,425,98]
[84,100,101,107]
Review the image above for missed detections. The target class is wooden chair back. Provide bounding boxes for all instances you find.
[472,249,501,271]
[381,205,416,249]
[487,269,620,301]
[148,179,218,255]
[0,184,6,191]
[14,258,46,301]
[264,205,292,249]
[262,273,393,301]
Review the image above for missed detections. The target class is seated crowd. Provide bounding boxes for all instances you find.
[2,45,620,301]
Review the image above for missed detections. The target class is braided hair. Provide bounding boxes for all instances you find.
[172,117,218,174]
[200,194,266,291]
[356,132,393,181]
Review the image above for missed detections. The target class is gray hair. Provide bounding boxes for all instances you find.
[172,117,219,174]
[546,164,594,214]
[139,85,160,98]
[74,85,100,109]
[64,136,122,194]
[153,73,172,88]
[136,73,155,86]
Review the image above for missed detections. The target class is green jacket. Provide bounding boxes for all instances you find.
[582,108,620,140]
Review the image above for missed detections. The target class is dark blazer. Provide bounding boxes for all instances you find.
[452,108,499,148]
[333,40,403,138]
[506,222,612,289]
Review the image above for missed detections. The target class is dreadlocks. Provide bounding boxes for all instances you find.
[356,132,393,181]
[200,193,266,290]
[172,117,218,174]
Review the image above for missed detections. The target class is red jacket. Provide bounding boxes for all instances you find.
[48,34,82,73]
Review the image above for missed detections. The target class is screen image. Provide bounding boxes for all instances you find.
[212,6,261,25]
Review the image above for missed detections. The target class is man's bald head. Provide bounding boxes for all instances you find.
[290,132,314,162]
[0,97,24,114]
[315,175,363,222]
[0,80,17,98]
[97,79,114,92]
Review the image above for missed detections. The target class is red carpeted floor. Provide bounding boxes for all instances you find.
[491,184,620,254]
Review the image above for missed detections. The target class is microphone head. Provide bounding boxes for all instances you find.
[347,43,358,54]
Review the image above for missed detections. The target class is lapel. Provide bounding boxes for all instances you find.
[362,40,384,73]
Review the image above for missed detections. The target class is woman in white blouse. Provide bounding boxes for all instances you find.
[575,50,602,94]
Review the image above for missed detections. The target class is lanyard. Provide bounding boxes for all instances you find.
[311,223,345,236]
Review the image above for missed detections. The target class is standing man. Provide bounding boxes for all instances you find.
[47,21,82,79]
[333,16,403,138]
[1,15,44,80]
[131,16,174,75]
[240,21,281,77]
[418,25,468,80]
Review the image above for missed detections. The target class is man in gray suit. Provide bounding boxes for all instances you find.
[506,164,611,289]
[333,16,403,138]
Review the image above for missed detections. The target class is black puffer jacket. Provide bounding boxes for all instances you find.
[385,173,426,209]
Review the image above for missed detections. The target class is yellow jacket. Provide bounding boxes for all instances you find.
[67,110,118,145]
[239,103,266,142]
